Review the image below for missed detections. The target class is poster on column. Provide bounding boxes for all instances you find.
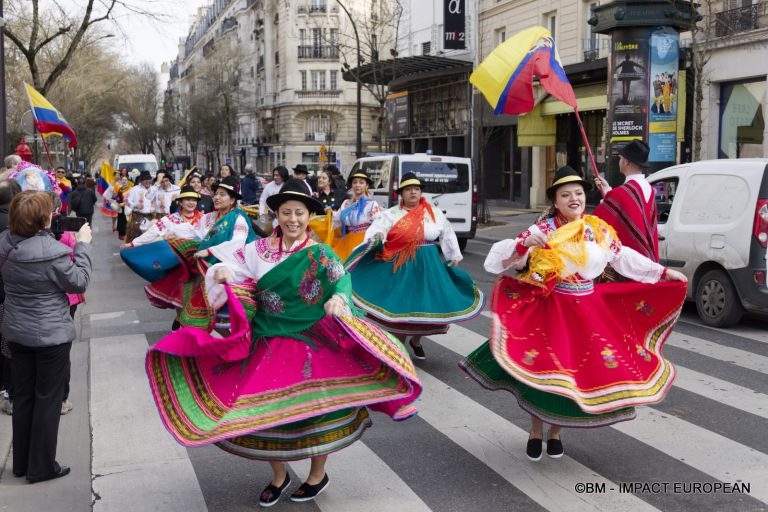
[608,28,649,146]
[648,26,679,163]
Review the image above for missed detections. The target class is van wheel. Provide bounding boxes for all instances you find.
[458,238,468,252]
[695,269,745,327]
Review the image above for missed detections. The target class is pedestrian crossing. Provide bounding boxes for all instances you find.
[167,310,767,511]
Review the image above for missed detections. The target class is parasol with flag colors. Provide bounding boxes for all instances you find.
[471,26,599,180]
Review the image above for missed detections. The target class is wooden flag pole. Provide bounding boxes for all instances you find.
[38,132,54,169]
[573,109,601,182]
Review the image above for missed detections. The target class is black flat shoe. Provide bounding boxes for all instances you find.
[13,470,25,478]
[290,473,330,502]
[409,340,426,360]
[526,438,543,461]
[547,438,564,458]
[27,463,70,484]
[259,473,291,508]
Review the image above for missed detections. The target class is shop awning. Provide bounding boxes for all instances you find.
[518,104,556,147]
[540,83,608,115]
[342,56,473,86]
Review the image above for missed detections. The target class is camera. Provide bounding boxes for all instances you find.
[51,216,87,237]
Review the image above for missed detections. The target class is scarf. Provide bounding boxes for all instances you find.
[340,196,372,236]
[379,197,435,272]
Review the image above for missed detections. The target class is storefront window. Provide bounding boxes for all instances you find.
[719,79,765,158]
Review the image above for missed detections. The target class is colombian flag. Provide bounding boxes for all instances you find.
[471,26,576,115]
[98,160,116,195]
[24,83,78,148]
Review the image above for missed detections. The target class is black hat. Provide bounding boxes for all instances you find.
[292,164,309,176]
[346,170,373,188]
[212,175,242,199]
[619,139,650,169]
[175,185,201,202]
[545,166,592,200]
[266,178,325,215]
[395,172,422,194]
[137,171,153,182]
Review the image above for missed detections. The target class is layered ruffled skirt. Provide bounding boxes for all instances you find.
[146,287,421,460]
[346,241,484,335]
[459,276,686,427]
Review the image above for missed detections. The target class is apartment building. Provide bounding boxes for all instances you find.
[166,0,383,174]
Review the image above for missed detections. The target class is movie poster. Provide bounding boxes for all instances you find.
[647,27,680,163]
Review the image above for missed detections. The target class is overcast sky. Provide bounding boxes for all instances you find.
[114,0,205,70]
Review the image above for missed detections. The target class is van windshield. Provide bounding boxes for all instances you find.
[402,162,470,194]
[120,162,158,173]
[351,160,391,190]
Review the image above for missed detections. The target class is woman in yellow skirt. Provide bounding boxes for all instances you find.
[330,171,381,261]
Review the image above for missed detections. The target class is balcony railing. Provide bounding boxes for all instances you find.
[583,49,599,62]
[304,132,336,142]
[715,2,763,37]
[295,89,342,98]
[297,45,339,59]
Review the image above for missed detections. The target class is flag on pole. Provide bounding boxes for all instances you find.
[98,160,116,196]
[24,82,78,148]
[471,26,577,115]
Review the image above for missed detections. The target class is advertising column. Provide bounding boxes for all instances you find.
[647,27,680,165]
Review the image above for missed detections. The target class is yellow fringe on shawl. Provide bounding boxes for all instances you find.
[518,215,617,288]
[308,208,335,246]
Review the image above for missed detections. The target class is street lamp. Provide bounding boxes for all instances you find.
[335,1,362,158]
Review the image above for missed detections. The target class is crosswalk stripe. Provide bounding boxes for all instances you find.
[432,322,768,506]
[613,408,768,505]
[91,334,208,512]
[414,370,660,511]
[290,443,431,512]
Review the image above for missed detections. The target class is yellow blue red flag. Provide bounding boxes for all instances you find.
[471,26,577,115]
[24,83,78,148]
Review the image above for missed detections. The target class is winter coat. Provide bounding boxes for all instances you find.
[0,230,92,348]
[240,174,262,205]
[0,204,8,303]
[69,185,98,217]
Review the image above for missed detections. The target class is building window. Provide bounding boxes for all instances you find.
[495,28,506,45]
[300,70,307,91]
[299,28,306,46]
[311,70,326,90]
[422,41,431,55]
[544,11,557,42]
[719,79,765,158]
[330,70,338,90]
[583,2,599,61]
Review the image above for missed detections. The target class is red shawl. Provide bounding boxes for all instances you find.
[380,198,435,271]
[593,180,659,261]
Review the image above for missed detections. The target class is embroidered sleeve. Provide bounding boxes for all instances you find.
[436,209,462,262]
[208,215,251,261]
[364,207,395,242]
[483,221,547,274]
[609,245,665,283]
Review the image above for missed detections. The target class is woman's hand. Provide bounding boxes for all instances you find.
[448,259,459,267]
[213,267,232,284]
[522,232,547,248]
[662,268,687,283]
[324,296,348,316]
[75,223,92,244]
[194,249,211,259]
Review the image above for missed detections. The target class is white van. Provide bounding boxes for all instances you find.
[348,154,476,251]
[648,159,768,326]
[114,154,160,178]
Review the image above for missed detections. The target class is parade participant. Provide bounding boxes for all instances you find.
[54,167,72,215]
[145,179,421,507]
[346,172,484,360]
[330,170,380,261]
[218,163,237,180]
[258,166,289,223]
[124,171,155,244]
[102,172,133,240]
[594,140,659,264]
[176,175,257,328]
[0,191,92,483]
[313,168,346,211]
[174,172,213,213]
[292,164,313,194]
[201,173,215,196]
[459,166,687,461]
[122,186,203,248]
[147,171,180,217]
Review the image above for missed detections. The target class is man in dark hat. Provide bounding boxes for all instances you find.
[593,139,659,262]
[124,170,156,244]
[292,164,313,195]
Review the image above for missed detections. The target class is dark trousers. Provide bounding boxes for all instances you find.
[10,341,71,480]
[116,212,128,236]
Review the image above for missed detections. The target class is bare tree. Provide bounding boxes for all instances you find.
[119,64,161,154]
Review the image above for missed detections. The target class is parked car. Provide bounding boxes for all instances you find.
[648,159,768,326]
[349,153,477,251]
[113,154,160,178]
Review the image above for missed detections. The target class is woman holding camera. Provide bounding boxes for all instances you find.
[0,191,92,483]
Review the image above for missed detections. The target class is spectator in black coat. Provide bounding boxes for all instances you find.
[68,177,98,226]
[240,164,261,206]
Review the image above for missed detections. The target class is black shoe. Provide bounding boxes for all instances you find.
[171,319,181,331]
[27,463,71,484]
[409,340,426,360]
[290,473,330,502]
[526,438,543,461]
[259,473,291,508]
[13,470,25,478]
[546,438,564,458]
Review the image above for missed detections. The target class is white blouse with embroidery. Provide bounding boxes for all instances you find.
[129,212,200,247]
[484,216,663,282]
[364,203,462,262]
[332,197,381,230]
